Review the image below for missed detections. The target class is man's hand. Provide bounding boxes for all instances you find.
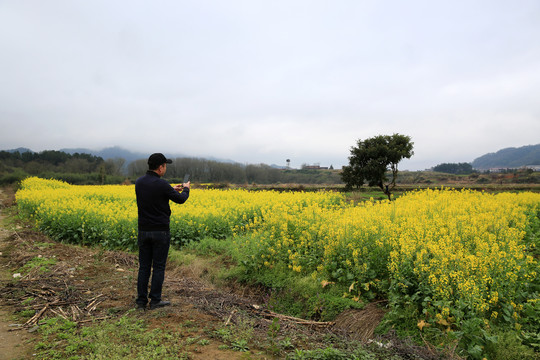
[173,182,190,191]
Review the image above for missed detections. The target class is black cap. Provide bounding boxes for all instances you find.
[148,153,172,168]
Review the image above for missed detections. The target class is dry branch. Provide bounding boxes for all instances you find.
[224,309,237,326]
[85,294,105,312]
[23,304,48,327]
[49,307,68,320]
[249,305,334,327]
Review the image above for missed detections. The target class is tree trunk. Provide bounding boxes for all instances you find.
[378,182,392,201]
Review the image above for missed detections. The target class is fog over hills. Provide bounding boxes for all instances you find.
[59,147,242,166]
[60,146,149,164]
[5,144,540,171]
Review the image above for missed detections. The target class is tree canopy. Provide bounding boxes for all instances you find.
[341,134,414,199]
[432,162,473,175]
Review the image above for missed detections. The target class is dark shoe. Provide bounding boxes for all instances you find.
[136,303,147,310]
[149,300,171,310]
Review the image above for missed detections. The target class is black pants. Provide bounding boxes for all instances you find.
[136,230,170,306]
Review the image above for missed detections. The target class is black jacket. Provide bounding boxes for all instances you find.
[135,171,189,231]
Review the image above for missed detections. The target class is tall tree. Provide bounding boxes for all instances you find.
[341,134,414,200]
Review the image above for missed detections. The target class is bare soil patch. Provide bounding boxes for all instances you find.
[0,188,34,360]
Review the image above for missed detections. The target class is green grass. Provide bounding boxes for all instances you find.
[186,234,364,321]
[17,256,57,275]
[34,312,192,360]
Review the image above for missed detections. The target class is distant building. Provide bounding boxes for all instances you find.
[302,165,329,170]
[487,168,506,173]
[484,165,540,173]
[522,165,540,171]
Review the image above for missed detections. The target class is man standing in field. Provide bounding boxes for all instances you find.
[135,153,190,310]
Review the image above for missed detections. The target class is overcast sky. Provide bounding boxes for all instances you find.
[1,1,539,170]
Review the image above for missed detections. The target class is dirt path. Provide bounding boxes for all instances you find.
[0,188,34,360]
[0,294,33,360]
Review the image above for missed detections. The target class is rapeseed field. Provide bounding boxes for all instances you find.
[16,177,539,358]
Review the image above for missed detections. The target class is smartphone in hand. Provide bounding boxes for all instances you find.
[183,174,190,183]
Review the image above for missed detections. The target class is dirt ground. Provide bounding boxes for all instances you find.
[0,187,441,360]
[0,266,33,360]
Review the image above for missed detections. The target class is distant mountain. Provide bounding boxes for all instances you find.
[5,147,33,154]
[3,146,238,165]
[472,144,540,170]
[61,146,149,164]
[60,147,239,164]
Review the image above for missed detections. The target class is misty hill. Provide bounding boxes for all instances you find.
[5,146,243,166]
[64,147,240,165]
[4,146,143,162]
[60,146,149,164]
[6,147,33,154]
[472,144,540,170]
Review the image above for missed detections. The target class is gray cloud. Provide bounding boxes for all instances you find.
[1,0,539,170]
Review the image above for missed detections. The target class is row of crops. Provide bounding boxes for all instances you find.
[16,177,540,358]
